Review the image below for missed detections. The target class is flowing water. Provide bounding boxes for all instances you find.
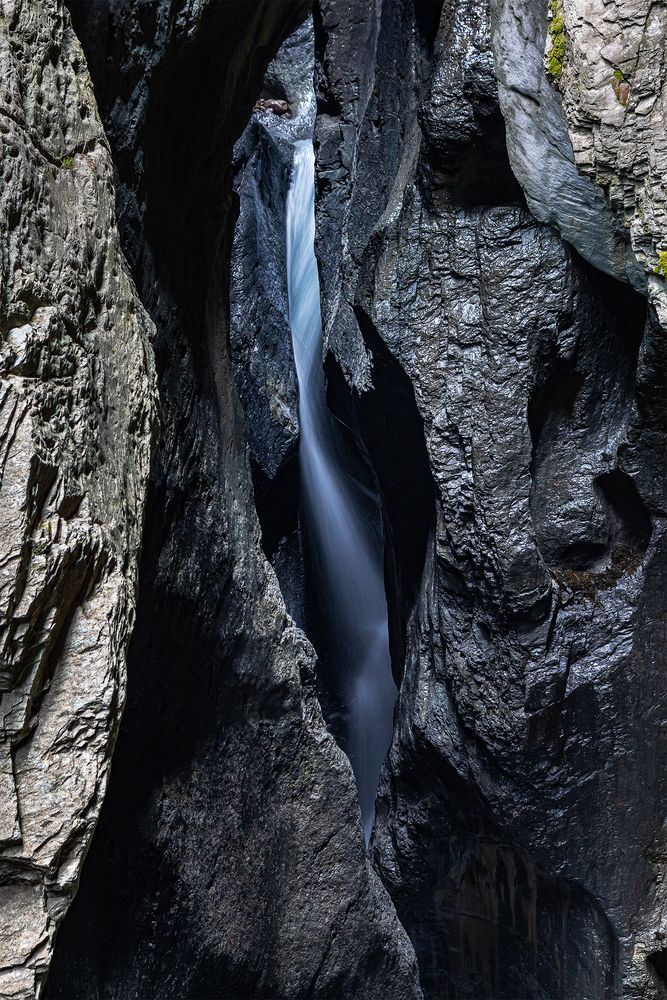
[286,139,397,844]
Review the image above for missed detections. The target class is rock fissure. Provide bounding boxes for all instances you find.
[0,0,661,997]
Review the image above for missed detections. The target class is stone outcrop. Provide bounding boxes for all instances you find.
[0,3,156,997]
[491,0,667,327]
[490,0,640,287]
[552,0,666,327]
[230,19,316,481]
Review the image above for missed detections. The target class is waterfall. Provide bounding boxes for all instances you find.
[286,140,397,844]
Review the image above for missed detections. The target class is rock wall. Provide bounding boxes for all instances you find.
[45,3,422,998]
[549,0,665,314]
[313,0,667,997]
[2,1,663,998]
[0,3,156,997]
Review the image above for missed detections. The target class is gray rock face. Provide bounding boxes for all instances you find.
[554,0,667,325]
[45,3,422,998]
[490,0,643,288]
[0,3,156,997]
[230,19,316,479]
[4,0,663,997]
[314,0,430,389]
[313,0,666,997]
[492,0,667,336]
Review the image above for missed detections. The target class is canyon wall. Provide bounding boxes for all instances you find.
[312,0,666,997]
[45,2,421,998]
[0,1,663,998]
[0,3,156,996]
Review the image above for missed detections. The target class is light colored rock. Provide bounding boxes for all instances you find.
[556,0,667,317]
[491,0,642,285]
[0,2,156,996]
[491,0,667,323]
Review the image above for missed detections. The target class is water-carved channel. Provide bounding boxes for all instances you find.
[286,139,397,842]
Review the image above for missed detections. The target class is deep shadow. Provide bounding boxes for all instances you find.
[649,947,667,987]
[323,306,436,684]
[595,468,652,553]
[414,0,444,54]
[251,454,300,560]
[443,114,527,208]
[529,250,649,573]
[47,2,310,998]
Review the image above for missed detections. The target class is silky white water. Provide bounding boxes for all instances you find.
[286,140,397,844]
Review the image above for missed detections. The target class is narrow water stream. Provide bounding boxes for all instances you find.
[286,139,397,843]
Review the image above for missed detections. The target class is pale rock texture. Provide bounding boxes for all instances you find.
[555,0,667,321]
[490,0,640,285]
[0,2,156,996]
[491,0,667,323]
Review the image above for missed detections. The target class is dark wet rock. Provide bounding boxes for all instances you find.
[313,0,432,389]
[314,0,667,997]
[46,3,422,999]
[230,122,297,478]
[5,0,662,997]
[229,18,316,480]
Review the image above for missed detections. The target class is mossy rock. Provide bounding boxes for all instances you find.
[654,250,667,279]
[547,0,566,80]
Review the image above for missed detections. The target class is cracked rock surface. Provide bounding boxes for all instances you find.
[0,2,156,997]
[555,0,667,322]
[491,0,667,329]
[2,0,664,998]
[314,0,666,997]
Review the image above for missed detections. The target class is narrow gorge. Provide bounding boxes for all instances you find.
[0,1,665,999]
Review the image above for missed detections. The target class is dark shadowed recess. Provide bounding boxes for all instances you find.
[47,2,310,998]
[252,454,300,562]
[428,111,526,207]
[324,307,436,687]
[650,947,667,988]
[414,0,445,54]
[375,749,619,1000]
[421,110,527,208]
[251,453,306,629]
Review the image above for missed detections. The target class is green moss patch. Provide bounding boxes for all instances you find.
[547,0,566,80]
[611,67,630,106]
[654,250,667,279]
